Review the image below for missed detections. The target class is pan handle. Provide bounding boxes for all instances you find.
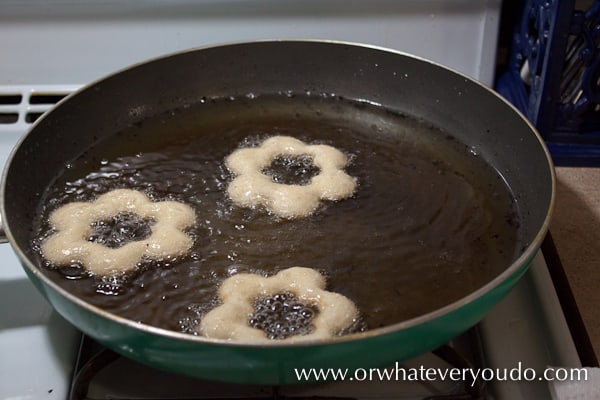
[0,213,8,244]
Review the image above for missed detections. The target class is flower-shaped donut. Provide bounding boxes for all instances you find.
[225,136,357,218]
[198,267,359,342]
[41,189,196,276]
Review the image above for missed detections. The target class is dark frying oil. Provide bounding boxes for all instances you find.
[32,94,521,334]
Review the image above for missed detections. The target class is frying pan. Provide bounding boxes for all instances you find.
[0,41,554,385]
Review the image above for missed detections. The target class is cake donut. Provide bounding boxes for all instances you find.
[198,267,359,342]
[225,135,357,218]
[41,189,196,276]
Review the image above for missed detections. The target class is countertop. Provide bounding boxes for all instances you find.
[550,167,600,365]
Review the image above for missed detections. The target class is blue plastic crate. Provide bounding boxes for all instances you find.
[495,0,600,166]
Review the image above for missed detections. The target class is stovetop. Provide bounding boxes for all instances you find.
[0,3,592,398]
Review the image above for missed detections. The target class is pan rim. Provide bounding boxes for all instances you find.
[0,38,556,349]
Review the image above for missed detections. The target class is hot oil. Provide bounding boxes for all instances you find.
[32,94,521,334]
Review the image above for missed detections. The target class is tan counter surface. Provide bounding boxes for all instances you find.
[551,167,600,363]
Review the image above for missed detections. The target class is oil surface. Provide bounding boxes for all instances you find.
[32,94,521,335]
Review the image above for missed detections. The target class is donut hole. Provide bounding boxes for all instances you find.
[88,212,156,249]
[249,292,320,340]
[261,154,320,186]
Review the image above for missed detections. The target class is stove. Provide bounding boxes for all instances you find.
[0,2,592,399]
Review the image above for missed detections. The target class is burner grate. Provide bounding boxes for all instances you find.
[69,330,488,400]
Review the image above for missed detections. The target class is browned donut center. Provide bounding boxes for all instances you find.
[88,212,155,248]
[261,155,320,186]
[249,292,320,339]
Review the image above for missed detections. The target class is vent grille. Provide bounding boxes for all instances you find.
[0,85,80,133]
